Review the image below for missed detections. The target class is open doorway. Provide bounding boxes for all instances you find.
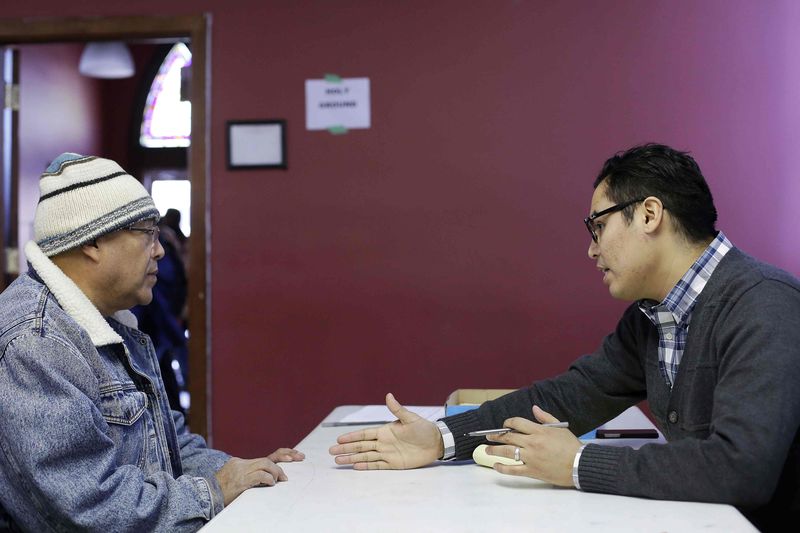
[0,15,212,440]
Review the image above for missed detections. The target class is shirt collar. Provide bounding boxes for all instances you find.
[639,231,733,326]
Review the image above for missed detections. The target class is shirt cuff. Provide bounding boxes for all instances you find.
[572,444,587,490]
[435,420,456,460]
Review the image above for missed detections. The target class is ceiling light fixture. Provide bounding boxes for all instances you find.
[78,41,134,79]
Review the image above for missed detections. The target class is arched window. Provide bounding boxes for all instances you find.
[139,42,191,148]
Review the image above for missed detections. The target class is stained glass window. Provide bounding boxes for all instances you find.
[140,43,192,148]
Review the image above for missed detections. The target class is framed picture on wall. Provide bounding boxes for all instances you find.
[226,119,287,170]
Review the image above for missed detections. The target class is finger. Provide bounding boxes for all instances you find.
[485,431,511,443]
[350,441,378,453]
[334,451,382,465]
[489,417,532,436]
[263,461,288,482]
[274,452,304,462]
[353,460,392,471]
[386,393,419,425]
[247,469,277,487]
[484,430,530,448]
[329,444,343,455]
[287,449,305,460]
[484,445,517,461]
[503,416,550,434]
[334,452,374,465]
[248,458,288,481]
[335,427,379,445]
[331,442,367,456]
[271,447,295,456]
[330,440,379,456]
[532,405,560,424]
[493,463,528,477]
[270,448,306,462]
[282,452,305,462]
[484,445,502,457]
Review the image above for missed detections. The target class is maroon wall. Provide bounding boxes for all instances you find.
[5,1,800,458]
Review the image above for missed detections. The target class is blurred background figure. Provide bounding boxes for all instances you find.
[160,207,189,267]
[133,208,189,413]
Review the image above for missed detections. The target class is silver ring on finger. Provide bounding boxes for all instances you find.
[513,447,521,462]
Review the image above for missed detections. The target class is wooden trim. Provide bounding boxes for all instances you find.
[0,14,211,439]
[186,15,212,442]
[0,15,199,41]
[0,49,20,290]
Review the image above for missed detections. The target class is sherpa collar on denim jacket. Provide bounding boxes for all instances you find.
[24,241,138,347]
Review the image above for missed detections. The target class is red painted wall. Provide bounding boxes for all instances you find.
[5,1,800,458]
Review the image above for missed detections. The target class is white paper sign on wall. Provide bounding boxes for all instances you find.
[305,77,370,131]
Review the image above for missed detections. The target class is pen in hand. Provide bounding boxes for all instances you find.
[465,421,569,437]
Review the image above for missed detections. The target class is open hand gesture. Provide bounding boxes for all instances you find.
[329,393,444,470]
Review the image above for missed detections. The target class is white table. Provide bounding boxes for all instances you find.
[201,406,755,532]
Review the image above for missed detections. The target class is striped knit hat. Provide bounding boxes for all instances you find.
[34,153,160,257]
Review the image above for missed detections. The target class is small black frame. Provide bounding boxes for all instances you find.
[226,119,287,170]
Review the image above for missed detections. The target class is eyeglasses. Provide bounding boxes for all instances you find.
[126,224,161,246]
[583,198,645,243]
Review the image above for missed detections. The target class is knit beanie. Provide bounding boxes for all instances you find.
[34,153,160,257]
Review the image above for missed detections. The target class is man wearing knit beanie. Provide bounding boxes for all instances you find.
[0,153,304,531]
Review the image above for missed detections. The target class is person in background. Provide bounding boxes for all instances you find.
[329,144,800,532]
[133,208,190,413]
[0,153,304,532]
[158,208,189,281]
[161,207,188,243]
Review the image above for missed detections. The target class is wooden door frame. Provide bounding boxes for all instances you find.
[0,14,212,439]
[1,48,20,290]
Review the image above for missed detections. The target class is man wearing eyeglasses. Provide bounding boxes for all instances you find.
[329,143,800,531]
[0,153,304,532]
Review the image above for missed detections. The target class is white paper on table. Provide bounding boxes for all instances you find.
[338,405,444,424]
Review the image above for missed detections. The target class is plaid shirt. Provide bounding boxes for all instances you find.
[638,231,733,387]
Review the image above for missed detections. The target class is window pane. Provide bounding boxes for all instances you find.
[140,43,192,148]
[151,180,191,237]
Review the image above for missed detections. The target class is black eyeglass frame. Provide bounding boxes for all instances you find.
[125,224,161,246]
[583,198,646,243]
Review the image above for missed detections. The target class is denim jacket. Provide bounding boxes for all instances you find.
[0,242,230,532]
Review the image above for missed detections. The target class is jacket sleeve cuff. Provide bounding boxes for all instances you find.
[442,411,490,461]
[576,443,624,494]
[196,475,226,518]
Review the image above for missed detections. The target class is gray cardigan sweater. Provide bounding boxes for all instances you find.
[443,248,800,531]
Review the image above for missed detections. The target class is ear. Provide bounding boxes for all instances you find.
[641,196,665,235]
[79,241,103,264]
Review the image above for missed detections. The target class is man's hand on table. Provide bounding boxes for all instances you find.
[485,405,580,487]
[215,448,305,506]
[329,393,444,470]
